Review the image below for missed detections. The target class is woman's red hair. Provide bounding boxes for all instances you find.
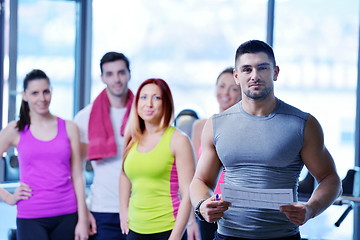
[123,78,174,158]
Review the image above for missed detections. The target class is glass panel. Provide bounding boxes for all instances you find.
[0,1,77,238]
[16,0,77,120]
[92,0,267,118]
[274,1,359,239]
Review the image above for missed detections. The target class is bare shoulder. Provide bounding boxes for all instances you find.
[0,121,20,147]
[2,121,19,135]
[172,128,190,143]
[192,119,207,131]
[171,128,193,154]
[203,117,213,133]
[171,128,195,164]
[6,121,18,130]
[65,119,78,130]
[306,114,321,126]
[64,120,80,139]
[303,114,323,141]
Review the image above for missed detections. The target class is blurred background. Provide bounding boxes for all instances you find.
[0,0,359,239]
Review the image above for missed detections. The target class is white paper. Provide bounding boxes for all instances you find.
[220,184,293,210]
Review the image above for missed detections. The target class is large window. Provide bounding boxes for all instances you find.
[92,0,268,117]
[0,0,359,239]
[92,1,359,239]
[15,0,77,120]
[274,1,359,239]
[0,1,79,238]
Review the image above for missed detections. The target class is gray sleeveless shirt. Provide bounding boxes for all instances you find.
[213,99,309,239]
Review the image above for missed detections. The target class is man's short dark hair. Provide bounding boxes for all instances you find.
[100,52,130,74]
[235,40,276,68]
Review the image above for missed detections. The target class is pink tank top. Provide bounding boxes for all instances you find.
[17,117,77,218]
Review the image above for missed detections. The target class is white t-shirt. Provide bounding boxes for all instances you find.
[74,104,126,213]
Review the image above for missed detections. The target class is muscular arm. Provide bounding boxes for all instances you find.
[280,115,342,225]
[189,118,230,223]
[302,115,342,217]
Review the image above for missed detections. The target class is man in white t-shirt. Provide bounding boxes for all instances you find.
[74,52,133,240]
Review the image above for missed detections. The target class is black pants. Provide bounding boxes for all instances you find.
[16,213,77,240]
[197,218,217,240]
[89,212,127,240]
[127,229,187,240]
[214,232,301,240]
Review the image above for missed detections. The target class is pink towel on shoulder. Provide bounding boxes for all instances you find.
[87,89,134,161]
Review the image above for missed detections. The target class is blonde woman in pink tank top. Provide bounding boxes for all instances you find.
[0,69,89,240]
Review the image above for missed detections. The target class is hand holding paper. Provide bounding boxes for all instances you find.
[199,194,231,223]
[280,202,312,226]
[220,184,294,210]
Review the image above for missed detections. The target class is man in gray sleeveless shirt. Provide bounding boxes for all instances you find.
[189,40,342,240]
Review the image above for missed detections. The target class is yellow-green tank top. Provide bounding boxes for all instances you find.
[124,126,180,234]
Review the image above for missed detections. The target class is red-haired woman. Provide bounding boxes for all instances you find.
[119,78,196,240]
